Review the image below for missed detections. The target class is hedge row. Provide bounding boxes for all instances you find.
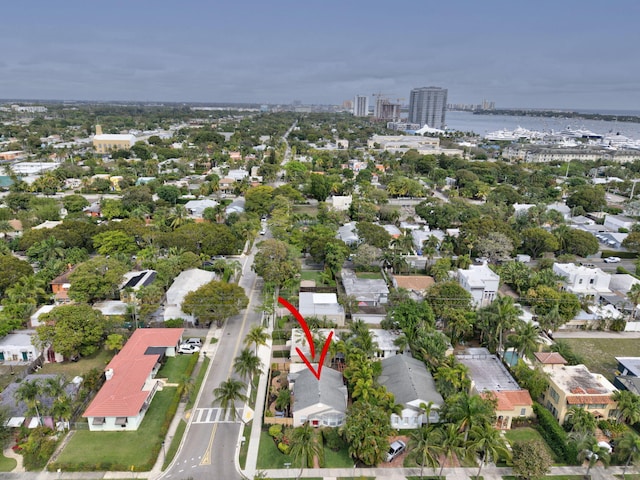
[532,403,579,465]
[602,250,638,259]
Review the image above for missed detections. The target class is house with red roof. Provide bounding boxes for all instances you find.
[83,328,184,431]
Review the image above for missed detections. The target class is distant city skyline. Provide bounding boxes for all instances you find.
[1,0,639,111]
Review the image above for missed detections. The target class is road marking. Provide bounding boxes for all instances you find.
[200,274,257,466]
[192,407,244,424]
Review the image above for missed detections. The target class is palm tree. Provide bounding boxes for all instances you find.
[15,379,42,423]
[169,205,189,230]
[486,295,522,355]
[289,422,323,480]
[213,379,248,421]
[437,423,467,477]
[244,325,270,355]
[233,348,263,385]
[507,321,541,360]
[419,401,436,426]
[628,283,640,320]
[446,393,496,441]
[617,431,640,477]
[613,390,640,425]
[467,422,511,478]
[275,388,291,416]
[565,407,597,434]
[576,436,610,478]
[434,359,470,397]
[408,426,442,479]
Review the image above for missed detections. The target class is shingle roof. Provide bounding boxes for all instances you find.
[293,368,347,412]
[378,355,443,406]
[83,328,183,418]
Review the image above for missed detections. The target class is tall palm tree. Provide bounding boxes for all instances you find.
[233,348,263,385]
[437,423,467,477]
[613,390,640,425]
[576,436,610,478]
[487,295,522,355]
[289,422,323,480]
[244,325,270,355]
[213,379,248,421]
[467,422,511,478]
[446,393,496,441]
[565,407,596,435]
[434,359,470,397]
[507,321,541,360]
[408,426,442,479]
[616,431,640,477]
[628,283,640,320]
[15,379,42,422]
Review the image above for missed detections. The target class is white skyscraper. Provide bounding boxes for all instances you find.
[408,87,448,129]
[353,95,369,117]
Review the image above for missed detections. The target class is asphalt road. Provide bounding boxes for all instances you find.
[160,245,262,480]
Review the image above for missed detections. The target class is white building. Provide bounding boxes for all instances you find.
[164,269,216,324]
[553,263,611,300]
[184,199,218,218]
[298,293,345,326]
[604,214,635,232]
[0,331,39,363]
[458,263,500,307]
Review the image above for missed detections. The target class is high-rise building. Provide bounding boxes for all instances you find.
[408,87,448,129]
[353,95,369,117]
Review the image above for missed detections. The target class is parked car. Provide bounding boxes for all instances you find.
[604,256,621,263]
[184,337,202,346]
[177,344,200,354]
[385,440,406,462]
[259,229,266,235]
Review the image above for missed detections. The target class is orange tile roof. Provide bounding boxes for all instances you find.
[83,328,184,418]
[484,390,533,411]
[567,395,614,405]
[534,352,567,365]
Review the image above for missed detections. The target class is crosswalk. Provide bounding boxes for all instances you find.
[191,407,244,424]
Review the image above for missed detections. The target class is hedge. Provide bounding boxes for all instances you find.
[532,403,579,464]
[602,250,638,259]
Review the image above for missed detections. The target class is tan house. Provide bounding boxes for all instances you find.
[540,363,618,424]
[50,265,76,303]
[484,390,534,430]
[93,125,136,154]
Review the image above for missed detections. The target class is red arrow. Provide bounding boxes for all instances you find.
[278,296,333,380]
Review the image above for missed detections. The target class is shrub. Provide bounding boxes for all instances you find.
[269,424,283,437]
[533,403,578,464]
[322,427,344,451]
[610,318,626,332]
[164,318,185,328]
[277,442,290,454]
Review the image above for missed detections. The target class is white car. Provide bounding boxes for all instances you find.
[183,337,202,346]
[177,344,201,354]
[604,256,621,263]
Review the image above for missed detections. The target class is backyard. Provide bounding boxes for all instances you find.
[560,338,640,380]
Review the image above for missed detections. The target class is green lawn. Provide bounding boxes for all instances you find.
[52,388,177,471]
[560,338,640,380]
[324,444,355,467]
[355,272,383,280]
[186,356,210,410]
[238,423,252,469]
[0,452,17,472]
[157,354,194,383]
[504,427,560,463]
[257,430,291,469]
[38,348,115,377]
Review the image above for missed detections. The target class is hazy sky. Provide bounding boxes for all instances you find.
[1,0,638,110]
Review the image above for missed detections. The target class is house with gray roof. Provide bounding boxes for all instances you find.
[341,269,388,306]
[378,355,443,429]
[291,368,347,427]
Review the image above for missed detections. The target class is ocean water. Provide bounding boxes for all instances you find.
[446,111,640,140]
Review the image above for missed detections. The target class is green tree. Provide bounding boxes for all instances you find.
[575,436,610,478]
[565,407,597,434]
[233,348,263,384]
[554,226,599,257]
[68,256,128,303]
[156,185,181,204]
[62,194,89,213]
[244,325,270,354]
[467,422,511,478]
[183,280,248,327]
[252,239,301,288]
[566,185,606,212]
[307,173,332,202]
[512,361,549,400]
[15,379,43,420]
[616,431,640,477]
[213,379,248,421]
[289,422,323,479]
[613,390,640,425]
[437,423,467,477]
[245,185,275,216]
[445,392,495,441]
[105,333,124,352]
[92,230,138,256]
[511,440,553,480]
[356,222,391,249]
[342,400,394,466]
[623,232,640,253]
[407,426,441,479]
[0,254,33,295]
[507,321,541,360]
[521,227,559,258]
[36,304,106,359]
[425,281,472,318]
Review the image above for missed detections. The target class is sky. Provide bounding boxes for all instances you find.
[1,0,639,111]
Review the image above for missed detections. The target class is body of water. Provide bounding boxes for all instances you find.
[446,111,640,140]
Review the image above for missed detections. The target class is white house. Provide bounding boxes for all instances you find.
[291,368,347,427]
[458,263,500,307]
[553,263,611,300]
[183,199,218,219]
[604,214,635,232]
[371,329,401,358]
[164,269,216,324]
[328,195,352,211]
[298,293,345,326]
[83,329,183,431]
[378,355,443,429]
[0,331,39,363]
